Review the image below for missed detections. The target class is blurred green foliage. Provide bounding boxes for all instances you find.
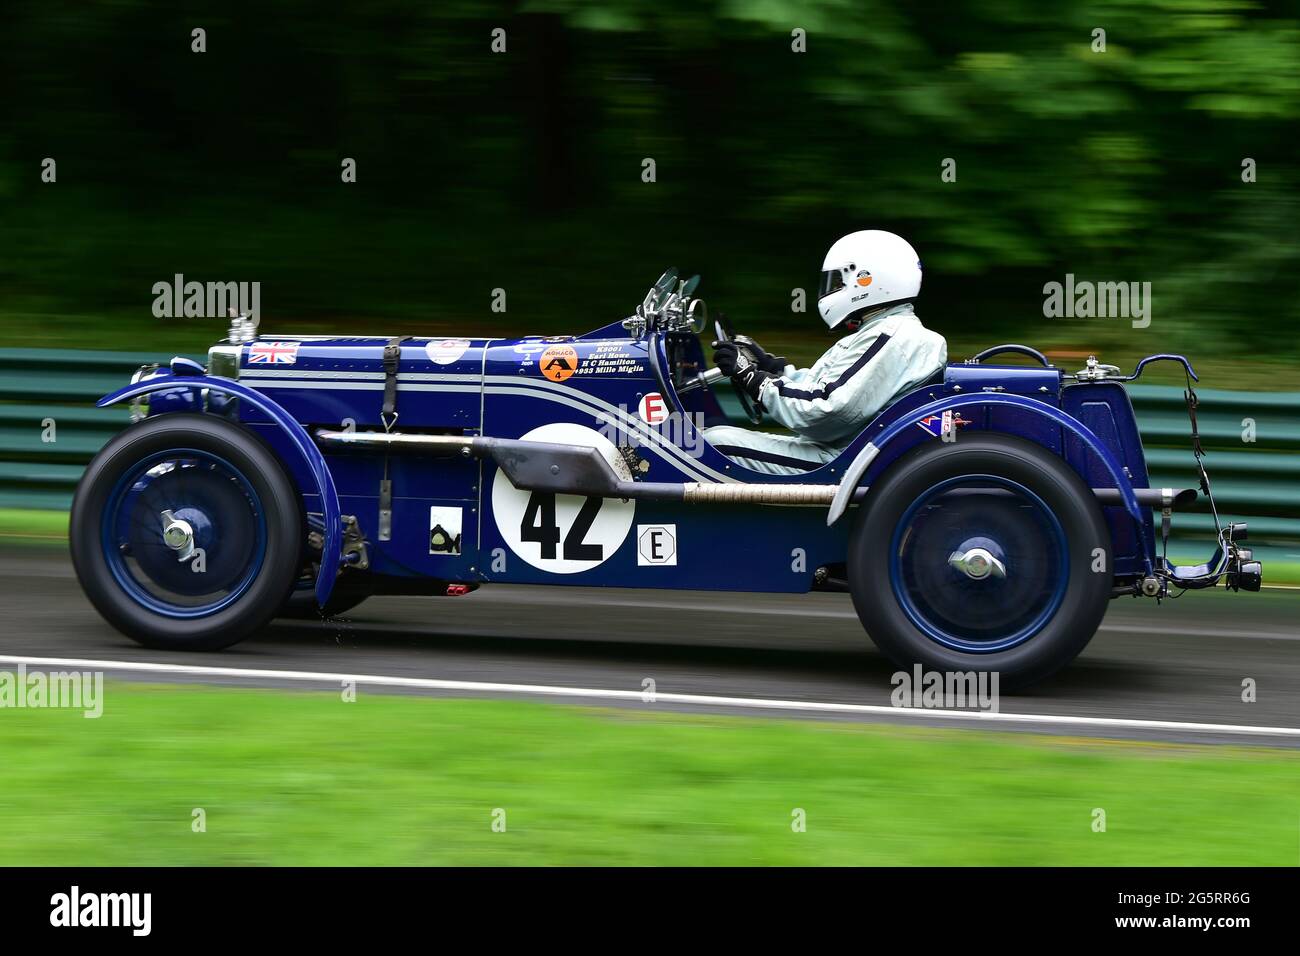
[1,0,1296,366]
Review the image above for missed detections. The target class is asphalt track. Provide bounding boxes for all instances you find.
[2,545,1297,745]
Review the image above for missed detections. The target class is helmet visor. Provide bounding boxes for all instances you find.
[818,268,845,300]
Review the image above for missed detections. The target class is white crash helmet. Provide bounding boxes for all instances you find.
[817,230,922,330]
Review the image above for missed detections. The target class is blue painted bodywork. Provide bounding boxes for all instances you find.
[99,324,1173,598]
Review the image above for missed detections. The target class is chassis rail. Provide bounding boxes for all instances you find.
[314,428,1195,511]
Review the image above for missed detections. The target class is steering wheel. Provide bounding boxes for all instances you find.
[712,312,763,425]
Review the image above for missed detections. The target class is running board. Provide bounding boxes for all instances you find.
[313,430,1194,511]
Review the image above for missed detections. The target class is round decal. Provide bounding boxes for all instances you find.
[539,345,579,382]
[855,270,873,288]
[491,423,635,574]
[425,338,471,365]
[638,392,669,425]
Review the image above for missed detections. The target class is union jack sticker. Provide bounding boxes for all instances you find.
[915,410,971,439]
[248,341,300,365]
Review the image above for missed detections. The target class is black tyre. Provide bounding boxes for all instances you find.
[70,414,303,651]
[849,433,1111,689]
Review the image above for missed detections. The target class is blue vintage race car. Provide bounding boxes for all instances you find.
[70,269,1262,688]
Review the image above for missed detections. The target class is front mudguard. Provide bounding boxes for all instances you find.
[97,363,344,607]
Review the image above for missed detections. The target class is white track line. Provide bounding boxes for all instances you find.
[3,654,1298,739]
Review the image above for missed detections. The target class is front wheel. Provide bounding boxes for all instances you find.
[849,434,1112,690]
[70,414,303,651]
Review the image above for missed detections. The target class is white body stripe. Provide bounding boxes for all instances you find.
[483,382,736,483]
[240,368,736,483]
[241,369,386,380]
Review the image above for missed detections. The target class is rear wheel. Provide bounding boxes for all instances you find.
[70,414,302,651]
[849,434,1111,689]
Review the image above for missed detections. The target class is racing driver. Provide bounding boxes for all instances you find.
[705,230,948,475]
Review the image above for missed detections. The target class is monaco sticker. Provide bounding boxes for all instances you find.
[539,344,579,382]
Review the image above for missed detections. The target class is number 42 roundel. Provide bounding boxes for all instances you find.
[490,423,636,573]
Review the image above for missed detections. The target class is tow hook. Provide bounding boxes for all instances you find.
[446,583,477,597]
[339,515,369,570]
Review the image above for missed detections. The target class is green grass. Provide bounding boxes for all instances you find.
[0,508,67,540]
[0,682,1296,865]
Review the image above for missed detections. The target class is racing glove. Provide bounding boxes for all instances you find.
[739,338,788,375]
[713,341,771,400]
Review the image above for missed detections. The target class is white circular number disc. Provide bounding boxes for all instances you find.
[491,423,635,573]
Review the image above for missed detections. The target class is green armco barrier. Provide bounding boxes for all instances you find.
[1,349,1297,545]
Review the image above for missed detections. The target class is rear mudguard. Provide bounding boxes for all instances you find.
[827,391,1152,575]
[96,363,344,607]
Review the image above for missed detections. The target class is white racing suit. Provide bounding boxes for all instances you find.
[704,303,948,475]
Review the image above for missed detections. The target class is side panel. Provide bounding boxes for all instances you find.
[477,336,847,591]
[239,338,488,581]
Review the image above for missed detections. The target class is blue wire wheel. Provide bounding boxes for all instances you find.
[887,474,1069,652]
[100,448,267,618]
